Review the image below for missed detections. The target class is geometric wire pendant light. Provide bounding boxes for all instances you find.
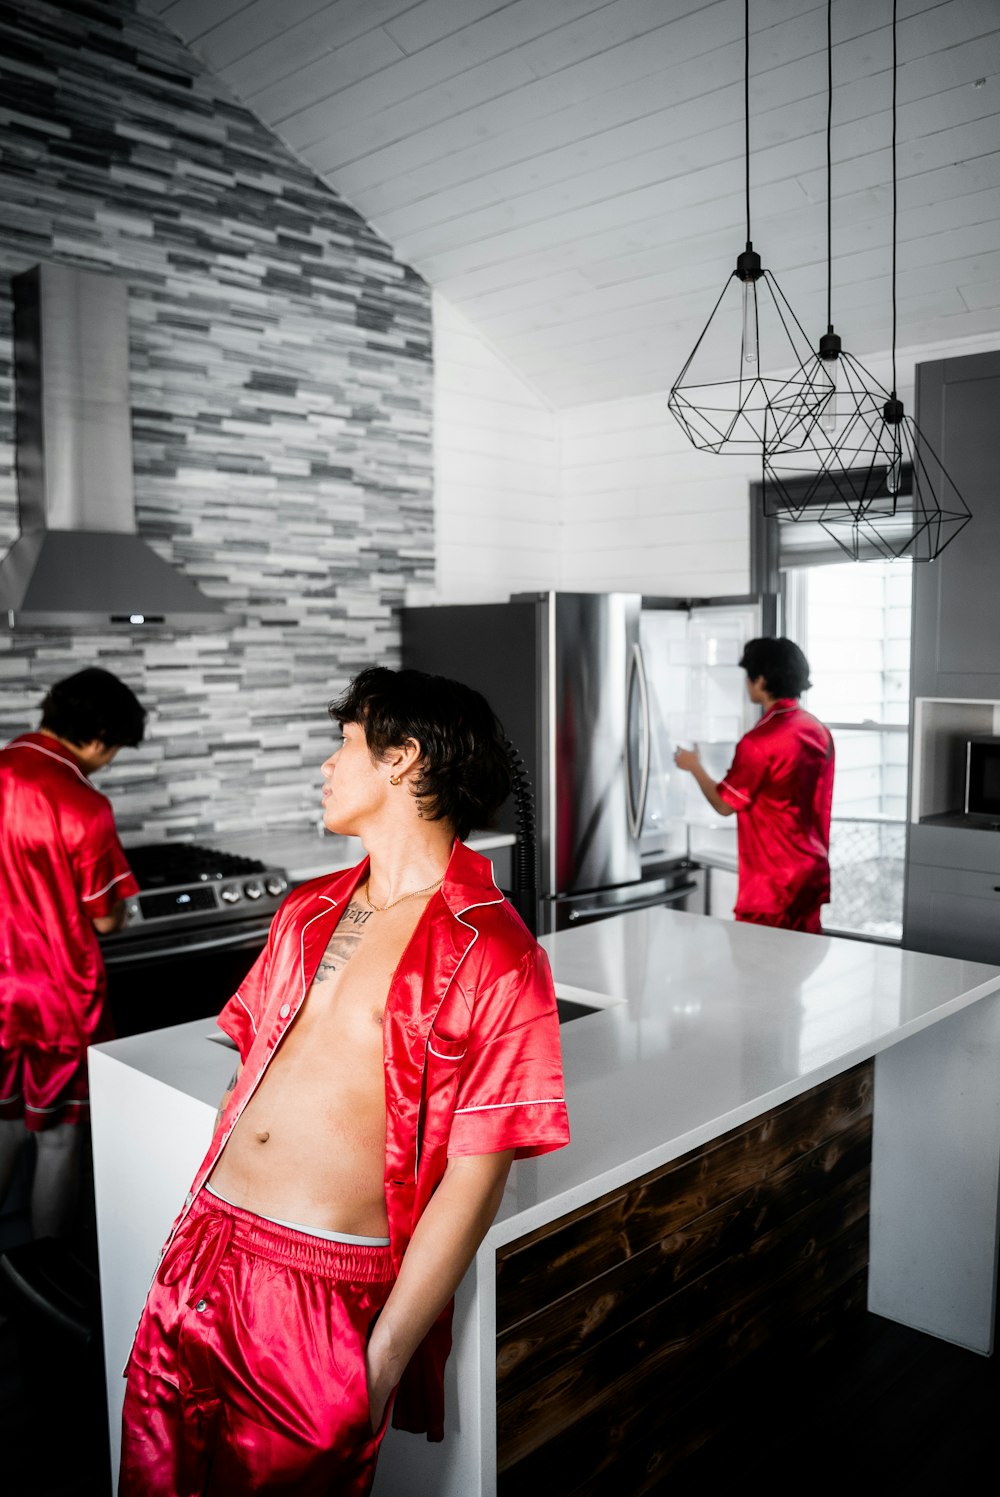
[762,0,900,520]
[816,0,971,561]
[668,0,832,456]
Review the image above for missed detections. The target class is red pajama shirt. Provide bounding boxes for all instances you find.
[121,839,570,1493]
[0,732,137,1128]
[716,700,835,932]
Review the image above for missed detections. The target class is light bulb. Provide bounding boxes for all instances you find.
[742,280,758,367]
[887,452,901,495]
[819,357,839,433]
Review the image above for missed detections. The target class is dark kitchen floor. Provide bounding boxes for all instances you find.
[1,1154,998,1497]
[0,1137,112,1497]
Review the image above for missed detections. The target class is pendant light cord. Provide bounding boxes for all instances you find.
[744,0,751,242]
[826,0,832,330]
[891,0,898,396]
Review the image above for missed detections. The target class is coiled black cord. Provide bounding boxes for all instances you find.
[504,737,537,934]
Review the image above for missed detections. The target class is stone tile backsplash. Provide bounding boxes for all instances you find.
[0,0,432,842]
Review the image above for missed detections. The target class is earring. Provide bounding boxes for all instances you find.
[390,774,402,786]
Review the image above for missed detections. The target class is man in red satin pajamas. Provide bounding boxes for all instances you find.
[674,637,834,933]
[0,667,145,1237]
[120,667,570,1496]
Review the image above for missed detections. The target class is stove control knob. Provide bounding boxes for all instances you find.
[243,880,264,900]
[264,876,288,897]
[220,884,242,904]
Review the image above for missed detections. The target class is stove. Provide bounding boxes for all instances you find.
[117,843,290,934]
[101,842,292,1037]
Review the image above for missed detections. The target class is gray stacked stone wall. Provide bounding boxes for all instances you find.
[0,0,433,840]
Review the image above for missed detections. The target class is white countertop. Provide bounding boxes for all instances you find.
[490,908,1000,1242]
[181,826,515,883]
[96,908,1000,1254]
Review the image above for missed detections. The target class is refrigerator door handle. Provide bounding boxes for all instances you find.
[567,881,700,922]
[625,641,651,840]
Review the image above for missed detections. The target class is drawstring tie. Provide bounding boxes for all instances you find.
[160,1208,234,1307]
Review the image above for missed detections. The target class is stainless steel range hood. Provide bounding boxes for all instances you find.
[0,263,233,631]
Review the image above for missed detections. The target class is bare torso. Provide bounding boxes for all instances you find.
[209,888,434,1236]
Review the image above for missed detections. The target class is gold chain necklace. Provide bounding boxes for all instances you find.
[363,875,443,913]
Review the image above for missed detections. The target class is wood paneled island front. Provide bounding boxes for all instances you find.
[90,909,1000,1496]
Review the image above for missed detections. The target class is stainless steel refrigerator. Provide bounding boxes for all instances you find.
[401,592,771,933]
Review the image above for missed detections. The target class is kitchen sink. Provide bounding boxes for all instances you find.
[553,981,623,1024]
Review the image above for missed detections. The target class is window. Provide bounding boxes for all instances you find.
[785,560,911,941]
[751,482,914,942]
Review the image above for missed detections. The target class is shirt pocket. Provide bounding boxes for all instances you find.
[418,1028,470,1165]
[425,1030,467,1064]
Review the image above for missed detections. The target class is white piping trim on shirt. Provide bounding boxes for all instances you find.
[300,896,339,1000]
[746,704,798,736]
[81,869,132,902]
[415,858,506,1180]
[719,779,751,804]
[25,1099,86,1113]
[230,991,258,1037]
[9,739,93,787]
[427,1041,462,1059]
[454,1097,566,1114]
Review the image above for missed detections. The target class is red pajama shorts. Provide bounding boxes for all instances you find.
[120,1191,397,1497]
[0,1046,91,1130]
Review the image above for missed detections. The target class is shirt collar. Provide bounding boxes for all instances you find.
[8,732,93,784]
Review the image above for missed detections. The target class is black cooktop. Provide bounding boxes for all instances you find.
[124,842,269,889]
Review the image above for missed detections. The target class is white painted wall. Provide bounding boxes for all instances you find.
[428,293,560,602]
[558,395,754,597]
[431,311,1000,604]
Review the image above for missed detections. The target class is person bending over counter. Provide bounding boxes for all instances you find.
[0,667,145,1238]
[673,637,835,933]
[119,666,570,1497]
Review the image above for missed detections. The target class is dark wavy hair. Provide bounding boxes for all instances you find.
[739,637,812,699]
[40,667,146,748]
[329,666,512,841]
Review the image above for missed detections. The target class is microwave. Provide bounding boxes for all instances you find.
[965,736,1000,818]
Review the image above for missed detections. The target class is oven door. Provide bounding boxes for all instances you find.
[102,918,273,1038]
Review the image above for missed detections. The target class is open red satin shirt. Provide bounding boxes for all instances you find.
[717,700,835,926]
[164,838,570,1440]
[0,733,137,1052]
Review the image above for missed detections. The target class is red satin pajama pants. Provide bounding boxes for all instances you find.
[120,1192,396,1496]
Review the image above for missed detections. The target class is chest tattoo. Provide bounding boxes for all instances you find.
[313,899,372,982]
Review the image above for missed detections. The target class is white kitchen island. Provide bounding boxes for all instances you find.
[90,908,1000,1495]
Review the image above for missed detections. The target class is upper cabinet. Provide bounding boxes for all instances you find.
[912,351,1000,698]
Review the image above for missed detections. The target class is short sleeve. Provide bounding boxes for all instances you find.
[447,945,570,1161]
[75,803,139,917]
[717,732,767,812]
[217,936,272,1061]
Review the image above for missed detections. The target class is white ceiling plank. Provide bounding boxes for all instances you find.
[384,0,534,56]
[235,28,408,116]
[279,50,539,156]
[478,182,1000,344]
[313,0,946,187]
[195,1,412,78]
[406,98,1000,285]
[524,233,1000,361]
[316,0,836,188]
[391,67,999,266]
[424,177,814,304]
[370,27,1000,246]
[159,0,250,36]
[134,0,1000,409]
[268,0,615,137]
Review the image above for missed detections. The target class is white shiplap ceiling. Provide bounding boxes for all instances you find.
[141,0,1000,409]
